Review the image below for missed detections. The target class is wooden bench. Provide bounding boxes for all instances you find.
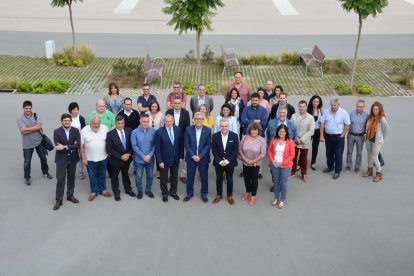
[221,46,240,76]
[143,54,166,85]
[300,45,325,77]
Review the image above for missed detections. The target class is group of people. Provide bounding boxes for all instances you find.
[17,71,388,211]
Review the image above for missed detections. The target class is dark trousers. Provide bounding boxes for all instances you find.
[311,128,321,165]
[292,148,309,175]
[186,160,209,197]
[110,163,132,196]
[160,164,179,196]
[215,166,234,197]
[55,160,76,202]
[23,143,49,179]
[243,165,260,196]
[325,133,345,173]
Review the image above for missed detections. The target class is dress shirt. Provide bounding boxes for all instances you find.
[195,127,202,155]
[221,132,228,151]
[168,127,174,143]
[349,110,369,134]
[320,107,351,134]
[174,111,181,127]
[197,95,205,106]
[64,127,71,140]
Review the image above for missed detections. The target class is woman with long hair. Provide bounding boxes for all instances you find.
[307,95,323,170]
[213,103,238,134]
[363,101,388,182]
[104,82,123,115]
[226,87,244,139]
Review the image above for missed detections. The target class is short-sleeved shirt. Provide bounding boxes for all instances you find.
[17,113,43,149]
[81,125,109,162]
[167,92,187,103]
[86,110,115,130]
[137,94,157,114]
[320,107,351,135]
[348,110,369,134]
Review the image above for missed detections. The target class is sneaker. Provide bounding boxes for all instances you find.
[24,178,31,185]
[277,201,285,209]
[271,199,278,206]
[44,173,53,179]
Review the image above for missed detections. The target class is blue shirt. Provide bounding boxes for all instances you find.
[241,104,268,134]
[266,118,297,143]
[131,126,156,164]
[213,115,238,134]
[320,107,351,134]
[137,95,157,114]
[348,109,369,134]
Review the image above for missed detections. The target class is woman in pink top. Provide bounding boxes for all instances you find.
[268,124,295,209]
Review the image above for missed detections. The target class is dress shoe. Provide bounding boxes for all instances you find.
[170,194,180,200]
[137,192,143,199]
[311,164,316,170]
[44,173,53,179]
[345,166,351,172]
[227,196,235,205]
[162,195,168,202]
[67,196,79,204]
[183,195,192,202]
[79,173,85,180]
[53,201,62,211]
[114,195,121,201]
[201,196,208,203]
[88,193,97,201]
[101,191,111,197]
[258,173,263,179]
[126,190,136,197]
[180,176,187,183]
[332,173,340,179]
[212,195,222,204]
[323,168,333,173]
[145,191,155,198]
[239,172,244,178]
[24,178,31,185]
[270,186,274,192]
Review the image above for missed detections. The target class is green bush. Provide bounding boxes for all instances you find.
[17,81,33,93]
[183,82,195,95]
[239,54,278,66]
[280,52,301,65]
[214,56,224,67]
[112,59,141,74]
[0,77,19,89]
[53,44,95,67]
[357,83,372,95]
[73,59,84,67]
[323,59,350,74]
[205,84,214,95]
[201,45,214,63]
[335,82,352,95]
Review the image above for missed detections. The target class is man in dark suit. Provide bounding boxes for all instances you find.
[211,118,239,205]
[183,112,211,203]
[52,113,81,211]
[155,114,184,202]
[165,98,190,183]
[106,116,136,201]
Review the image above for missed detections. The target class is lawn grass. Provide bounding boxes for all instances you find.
[0,55,411,96]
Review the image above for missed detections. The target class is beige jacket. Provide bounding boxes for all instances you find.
[291,113,315,149]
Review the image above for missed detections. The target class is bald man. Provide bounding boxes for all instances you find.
[86,99,115,129]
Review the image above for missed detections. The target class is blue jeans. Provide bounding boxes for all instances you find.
[271,165,291,201]
[134,159,154,193]
[23,143,49,179]
[86,159,107,194]
[325,133,345,173]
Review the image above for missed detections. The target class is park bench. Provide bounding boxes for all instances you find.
[221,46,240,76]
[143,54,166,85]
[300,45,325,77]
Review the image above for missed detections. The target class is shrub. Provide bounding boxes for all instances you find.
[202,45,214,63]
[107,59,145,88]
[357,83,372,95]
[112,59,141,74]
[323,58,351,74]
[73,59,84,67]
[53,44,95,67]
[214,56,224,67]
[239,54,278,66]
[183,50,195,63]
[17,81,33,93]
[52,52,65,64]
[183,82,195,95]
[0,77,19,89]
[335,82,352,95]
[280,51,301,65]
[205,84,215,95]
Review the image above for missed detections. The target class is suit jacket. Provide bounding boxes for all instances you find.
[53,127,81,166]
[270,103,296,120]
[211,131,239,168]
[184,125,211,164]
[155,125,184,166]
[190,95,214,116]
[106,127,133,166]
[165,108,191,134]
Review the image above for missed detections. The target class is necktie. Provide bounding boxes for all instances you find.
[168,127,174,144]
[120,130,126,150]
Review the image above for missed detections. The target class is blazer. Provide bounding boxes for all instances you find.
[53,127,81,166]
[155,125,184,166]
[267,138,296,169]
[184,125,211,164]
[190,95,214,116]
[269,103,296,120]
[211,131,239,168]
[165,108,191,134]
[106,127,133,166]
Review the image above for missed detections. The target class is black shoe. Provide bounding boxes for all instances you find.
[201,196,208,203]
[115,195,121,201]
[137,192,143,199]
[53,201,62,211]
[258,173,263,179]
[333,173,340,179]
[24,178,31,185]
[145,191,155,198]
[270,186,274,192]
[44,173,53,179]
[183,195,192,202]
[126,190,136,197]
[239,172,244,178]
[323,168,333,173]
[170,194,180,200]
[162,195,168,202]
[311,164,316,170]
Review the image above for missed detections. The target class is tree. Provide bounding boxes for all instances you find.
[339,0,388,89]
[51,0,84,48]
[163,0,224,83]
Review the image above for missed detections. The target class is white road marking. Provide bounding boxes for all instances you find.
[403,0,414,5]
[271,0,299,15]
[114,0,140,14]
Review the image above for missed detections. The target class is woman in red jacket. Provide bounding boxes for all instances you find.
[268,124,296,209]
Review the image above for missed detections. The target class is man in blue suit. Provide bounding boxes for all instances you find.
[211,118,239,205]
[155,114,184,202]
[183,112,211,203]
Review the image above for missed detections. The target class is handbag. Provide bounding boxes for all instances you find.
[378,152,385,166]
[34,113,54,152]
